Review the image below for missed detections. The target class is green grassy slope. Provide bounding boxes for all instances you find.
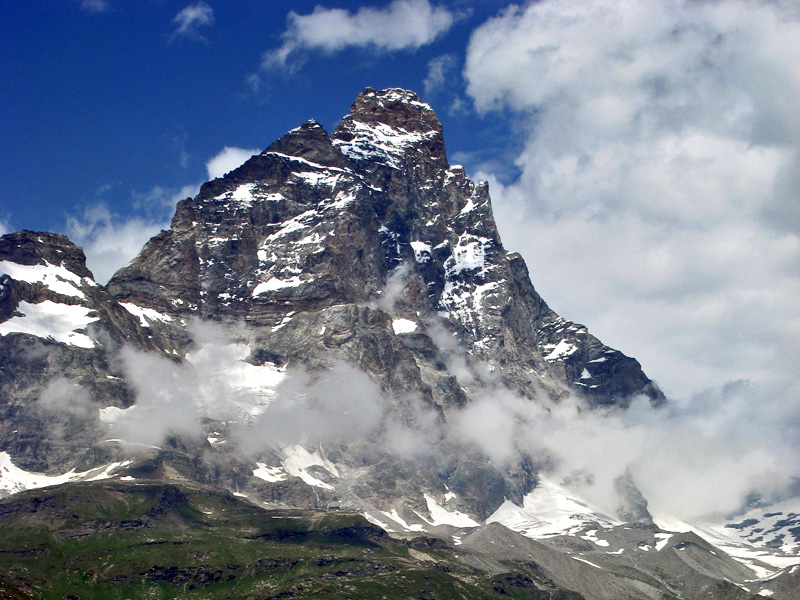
[0,481,583,600]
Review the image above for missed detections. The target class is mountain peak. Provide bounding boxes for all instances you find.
[348,87,441,134]
[331,87,447,169]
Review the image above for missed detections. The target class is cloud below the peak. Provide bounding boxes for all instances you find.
[262,0,457,71]
[463,0,800,400]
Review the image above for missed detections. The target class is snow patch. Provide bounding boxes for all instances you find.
[271,312,294,332]
[333,120,438,169]
[459,196,480,214]
[120,302,173,327]
[253,463,287,483]
[0,260,92,299]
[382,509,427,532]
[324,188,358,210]
[417,493,479,528]
[281,445,339,490]
[572,557,602,569]
[363,512,394,532]
[655,532,673,551]
[543,339,578,361]
[98,406,125,423]
[487,476,620,539]
[654,507,800,572]
[410,241,432,263]
[582,529,610,547]
[293,171,341,188]
[0,300,98,348]
[253,276,303,296]
[0,452,130,497]
[392,318,417,334]
[445,234,489,277]
[184,342,286,417]
[231,183,256,203]
[265,209,316,242]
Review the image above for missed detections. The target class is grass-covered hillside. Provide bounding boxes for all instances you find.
[0,480,582,600]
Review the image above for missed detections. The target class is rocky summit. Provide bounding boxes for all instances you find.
[0,88,796,600]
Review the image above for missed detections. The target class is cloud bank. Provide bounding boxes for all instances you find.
[463,0,800,401]
[89,310,798,523]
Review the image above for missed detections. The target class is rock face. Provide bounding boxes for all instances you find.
[1,88,663,510]
[107,88,662,407]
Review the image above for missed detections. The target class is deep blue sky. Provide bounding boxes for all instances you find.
[1,1,514,234]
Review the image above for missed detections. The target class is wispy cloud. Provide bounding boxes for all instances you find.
[423,53,457,95]
[100,317,799,521]
[262,0,456,72]
[77,0,109,13]
[171,1,215,43]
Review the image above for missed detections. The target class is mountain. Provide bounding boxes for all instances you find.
[0,87,796,599]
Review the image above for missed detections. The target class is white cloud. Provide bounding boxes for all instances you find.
[445,374,799,520]
[264,0,456,70]
[464,0,800,403]
[171,1,214,43]
[206,146,260,180]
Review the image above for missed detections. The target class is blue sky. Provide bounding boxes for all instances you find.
[1,1,510,236]
[2,1,800,506]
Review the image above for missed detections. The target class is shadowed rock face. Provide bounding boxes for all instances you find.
[1,87,662,521]
[106,87,664,406]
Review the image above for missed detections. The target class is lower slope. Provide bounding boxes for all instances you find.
[0,480,582,600]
